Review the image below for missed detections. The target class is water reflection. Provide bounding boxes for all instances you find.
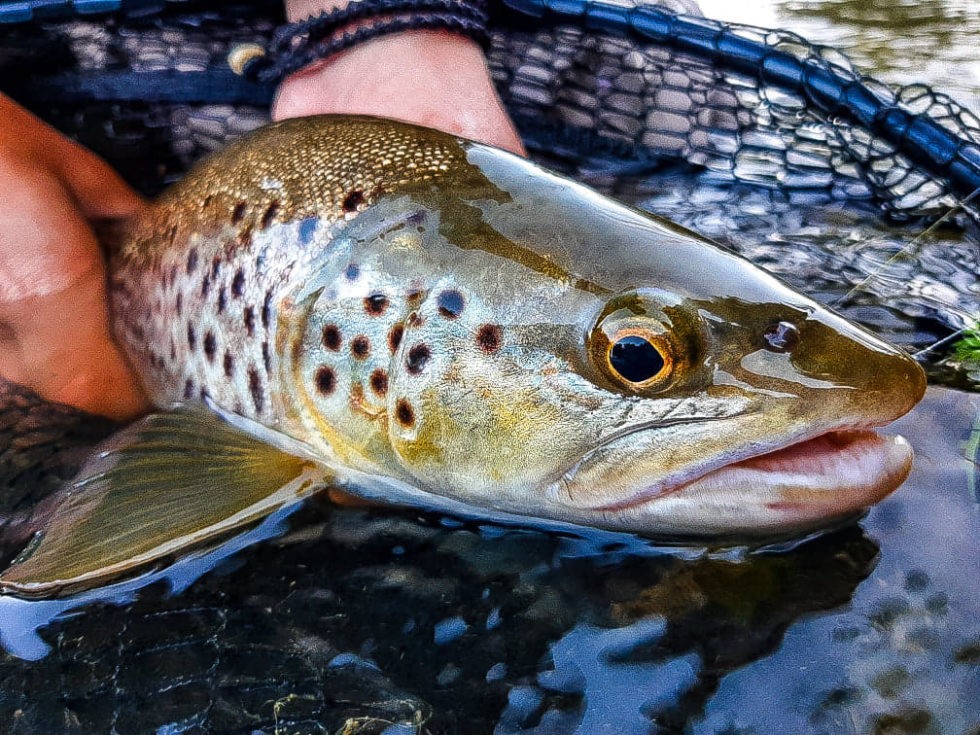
[0,501,880,733]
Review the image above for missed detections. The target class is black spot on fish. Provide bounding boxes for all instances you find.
[217,286,227,314]
[223,351,234,378]
[183,378,195,399]
[388,323,404,353]
[244,306,255,337]
[204,331,216,362]
[260,201,280,230]
[345,263,360,281]
[370,369,388,396]
[201,274,210,298]
[298,217,317,245]
[476,324,502,354]
[342,189,365,213]
[249,367,264,412]
[232,201,247,224]
[315,366,336,395]
[262,291,273,328]
[364,292,388,316]
[437,289,465,319]
[322,324,342,351]
[187,323,196,350]
[395,398,415,427]
[351,335,370,359]
[186,248,198,274]
[262,341,271,373]
[406,343,431,375]
[199,386,209,401]
[232,268,246,298]
[211,256,221,279]
[175,293,183,318]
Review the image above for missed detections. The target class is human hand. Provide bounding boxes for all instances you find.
[273,1,525,155]
[0,94,150,420]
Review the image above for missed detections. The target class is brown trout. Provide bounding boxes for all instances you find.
[0,115,925,597]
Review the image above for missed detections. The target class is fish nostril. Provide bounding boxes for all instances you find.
[763,321,800,353]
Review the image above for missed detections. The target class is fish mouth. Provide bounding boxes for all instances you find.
[596,428,912,535]
[555,421,912,540]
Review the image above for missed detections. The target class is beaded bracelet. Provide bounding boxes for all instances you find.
[232,0,490,84]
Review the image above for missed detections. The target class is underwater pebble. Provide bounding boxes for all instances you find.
[436,663,462,686]
[486,662,508,682]
[327,653,380,671]
[433,616,469,645]
[380,725,416,735]
[499,686,545,728]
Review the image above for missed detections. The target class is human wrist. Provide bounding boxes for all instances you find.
[273,0,525,154]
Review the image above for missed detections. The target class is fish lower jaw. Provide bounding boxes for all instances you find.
[600,429,913,536]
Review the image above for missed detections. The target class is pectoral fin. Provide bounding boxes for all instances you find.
[0,405,332,598]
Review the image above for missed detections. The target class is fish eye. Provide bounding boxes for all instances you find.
[588,294,699,394]
[591,319,675,391]
[608,333,668,385]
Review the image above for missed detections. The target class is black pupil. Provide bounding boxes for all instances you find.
[609,336,665,383]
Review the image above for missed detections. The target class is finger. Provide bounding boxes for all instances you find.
[0,266,150,421]
[52,140,146,221]
[0,171,149,420]
[0,94,144,221]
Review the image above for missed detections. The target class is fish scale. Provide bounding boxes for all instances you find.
[108,116,475,424]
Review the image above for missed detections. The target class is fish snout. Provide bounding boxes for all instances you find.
[765,311,927,426]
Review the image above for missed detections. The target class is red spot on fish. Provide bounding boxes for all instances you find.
[322,324,342,351]
[351,335,371,359]
[395,398,415,427]
[388,323,404,353]
[406,343,431,374]
[370,369,388,396]
[364,292,388,316]
[316,366,336,395]
[476,324,502,354]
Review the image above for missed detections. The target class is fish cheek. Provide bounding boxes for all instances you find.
[385,342,579,499]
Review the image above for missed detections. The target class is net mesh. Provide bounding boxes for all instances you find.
[488,2,980,222]
[1,0,979,229]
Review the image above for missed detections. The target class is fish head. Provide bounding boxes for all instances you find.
[354,145,924,541]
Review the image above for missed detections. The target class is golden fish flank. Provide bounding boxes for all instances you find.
[0,116,926,597]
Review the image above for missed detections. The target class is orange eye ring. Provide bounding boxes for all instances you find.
[601,326,674,390]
